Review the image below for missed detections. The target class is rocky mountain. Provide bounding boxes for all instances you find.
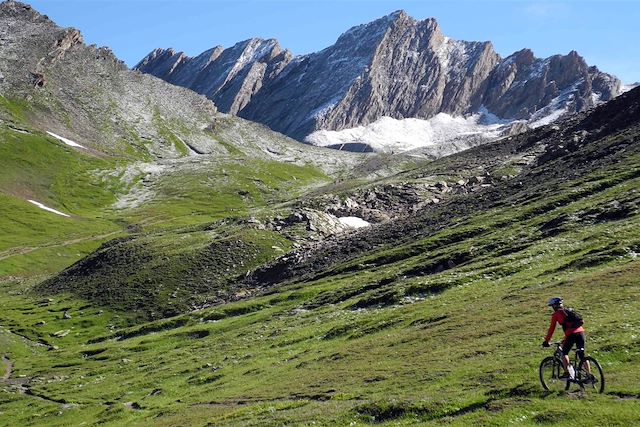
[0,1,218,159]
[136,10,621,147]
[0,0,365,171]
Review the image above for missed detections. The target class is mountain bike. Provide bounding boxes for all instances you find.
[539,342,605,393]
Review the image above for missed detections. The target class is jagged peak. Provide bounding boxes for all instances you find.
[134,47,184,70]
[197,45,224,60]
[338,11,410,42]
[165,47,179,56]
[0,0,52,23]
[226,38,282,64]
[232,37,279,51]
[502,48,592,71]
[388,10,406,19]
[501,48,535,67]
[144,47,177,57]
[514,48,535,59]
[387,10,414,24]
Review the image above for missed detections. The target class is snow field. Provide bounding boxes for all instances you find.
[305,112,505,153]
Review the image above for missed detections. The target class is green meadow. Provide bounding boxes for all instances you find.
[1,92,640,425]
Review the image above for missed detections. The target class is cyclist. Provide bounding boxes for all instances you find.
[542,297,590,380]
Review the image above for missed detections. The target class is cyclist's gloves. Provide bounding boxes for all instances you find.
[542,341,550,347]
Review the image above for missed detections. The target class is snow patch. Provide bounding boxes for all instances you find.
[305,112,505,153]
[619,83,639,94]
[308,96,342,120]
[529,106,568,128]
[528,81,582,128]
[338,216,370,228]
[46,131,86,149]
[27,200,70,217]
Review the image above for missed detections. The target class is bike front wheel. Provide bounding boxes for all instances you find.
[577,356,605,393]
[539,356,566,392]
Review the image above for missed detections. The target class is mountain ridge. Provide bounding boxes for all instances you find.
[136,10,620,146]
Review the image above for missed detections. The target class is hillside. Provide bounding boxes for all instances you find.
[0,0,383,284]
[1,1,639,426]
[2,90,640,426]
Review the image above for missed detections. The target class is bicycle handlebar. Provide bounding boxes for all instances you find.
[541,342,563,349]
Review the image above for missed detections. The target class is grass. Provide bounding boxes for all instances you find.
[0,124,125,276]
[118,158,329,230]
[1,141,639,425]
[36,227,294,319]
[2,91,640,425]
[0,127,119,210]
[1,260,638,425]
[0,99,330,278]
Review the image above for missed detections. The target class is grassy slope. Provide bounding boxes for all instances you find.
[0,91,333,279]
[119,158,328,231]
[1,124,639,425]
[0,124,123,277]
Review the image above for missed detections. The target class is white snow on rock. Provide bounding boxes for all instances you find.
[305,112,505,153]
[27,200,70,217]
[528,82,583,128]
[529,106,569,128]
[46,131,86,149]
[338,216,370,228]
[619,83,639,94]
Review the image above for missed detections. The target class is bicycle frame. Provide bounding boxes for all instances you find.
[540,342,604,393]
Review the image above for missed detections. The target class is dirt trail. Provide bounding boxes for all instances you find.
[1,354,79,407]
[2,355,12,380]
[0,231,120,262]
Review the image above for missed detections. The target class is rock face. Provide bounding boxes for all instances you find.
[481,48,619,121]
[137,39,291,115]
[136,10,621,142]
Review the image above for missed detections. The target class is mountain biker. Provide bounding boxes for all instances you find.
[542,297,590,380]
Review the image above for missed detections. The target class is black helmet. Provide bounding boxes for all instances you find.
[547,297,563,306]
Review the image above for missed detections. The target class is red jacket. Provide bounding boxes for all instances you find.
[545,309,585,342]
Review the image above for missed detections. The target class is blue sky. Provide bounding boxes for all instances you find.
[28,0,639,83]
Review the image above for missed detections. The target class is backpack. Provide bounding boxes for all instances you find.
[562,308,584,330]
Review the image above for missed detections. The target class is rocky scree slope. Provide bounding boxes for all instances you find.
[136,10,620,143]
[244,86,640,288]
[0,1,219,159]
[38,87,640,318]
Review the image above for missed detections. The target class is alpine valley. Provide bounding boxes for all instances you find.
[0,1,639,426]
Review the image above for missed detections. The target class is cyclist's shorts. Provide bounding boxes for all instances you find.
[562,332,586,356]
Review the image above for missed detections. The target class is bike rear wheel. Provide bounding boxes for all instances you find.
[539,356,566,392]
[577,356,605,393]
